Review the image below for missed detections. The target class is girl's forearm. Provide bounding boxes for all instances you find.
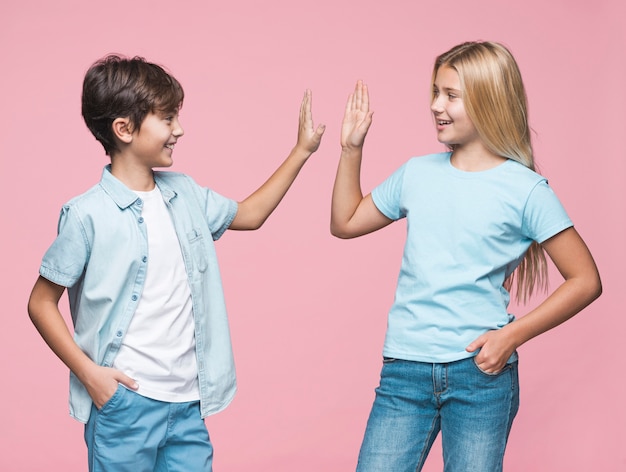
[505,273,602,349]
[331,147,364,237]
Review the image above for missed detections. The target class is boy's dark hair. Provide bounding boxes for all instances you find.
[81,54,184,156]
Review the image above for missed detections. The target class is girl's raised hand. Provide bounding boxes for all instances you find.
[341,80,374,151]
[295,89,325,155]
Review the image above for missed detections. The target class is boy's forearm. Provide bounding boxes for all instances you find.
[28,278,96,382]
[230,146,312,230]
[229,89,323,231]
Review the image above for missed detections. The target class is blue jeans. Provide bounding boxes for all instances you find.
[84,386,213,472]
[356,357,519,472]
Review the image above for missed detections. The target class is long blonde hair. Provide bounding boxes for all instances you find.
[432,41,548,303]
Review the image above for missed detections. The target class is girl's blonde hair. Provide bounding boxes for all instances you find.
[432,41,547,303]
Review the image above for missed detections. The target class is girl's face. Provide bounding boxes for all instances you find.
[431,66,481,151]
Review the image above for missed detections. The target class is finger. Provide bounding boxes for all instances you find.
[466,336,485,353]
[345,92,355,114]
[361,83,370,112]
[304,89,313,125]
[315,124,326,138]
[480,361,503,374]
[475,354,498,372]
[355,80,363,109]
[115,372,139,390]
[300,90,307,123]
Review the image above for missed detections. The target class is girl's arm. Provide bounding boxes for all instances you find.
[229,90,325,230]
[331,80,393,238]
[28,276,138,408]
[468,227,602,373]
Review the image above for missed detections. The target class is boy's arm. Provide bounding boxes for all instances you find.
[467,227,602,373]
[229,90,325,230]
[331,80,392,239]
[28,276,137,408]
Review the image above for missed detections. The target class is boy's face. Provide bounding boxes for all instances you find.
[129,111,184,168]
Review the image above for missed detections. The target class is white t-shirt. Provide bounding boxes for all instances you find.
[113,186,200,402]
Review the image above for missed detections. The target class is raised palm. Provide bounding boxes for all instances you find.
[297,89,325,154]
[341,80,373,150]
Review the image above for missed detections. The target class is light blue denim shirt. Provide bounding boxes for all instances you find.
[40,166,238,423]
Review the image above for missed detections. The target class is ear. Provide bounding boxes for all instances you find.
[112,117,134,144]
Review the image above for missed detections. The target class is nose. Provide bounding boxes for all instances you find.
[431,96,444,114]
[173,117,184,137]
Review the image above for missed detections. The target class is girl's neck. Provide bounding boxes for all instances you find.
[449,145,506,172]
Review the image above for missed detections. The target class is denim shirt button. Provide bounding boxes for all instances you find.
[131,294,138,301]
[142,256,148,263]
[138,217,144,223]
[116,331,123,337]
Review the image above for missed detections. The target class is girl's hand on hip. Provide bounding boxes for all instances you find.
[466,329,517,374]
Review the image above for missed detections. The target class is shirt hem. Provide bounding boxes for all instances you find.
[382,349,519,364]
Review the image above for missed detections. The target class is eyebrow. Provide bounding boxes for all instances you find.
[433,85,461,93]
[155,108,180,116]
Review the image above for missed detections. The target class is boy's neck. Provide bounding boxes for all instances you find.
[110,157,156,191]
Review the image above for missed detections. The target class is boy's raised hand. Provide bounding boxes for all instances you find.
[295,89,325,155]
[341,80,374,151]
[229,89,324,231]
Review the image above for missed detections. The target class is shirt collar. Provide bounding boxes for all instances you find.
[99,165,178,209]
[154,172,177,202]
[98,165,139,210]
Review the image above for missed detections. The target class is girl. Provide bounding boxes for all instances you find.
[331,41,601,471]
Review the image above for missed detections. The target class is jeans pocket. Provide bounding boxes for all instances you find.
[472,357,510,377]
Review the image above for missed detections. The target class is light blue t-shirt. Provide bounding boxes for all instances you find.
[371,152,573,363]
[40,166,238,423]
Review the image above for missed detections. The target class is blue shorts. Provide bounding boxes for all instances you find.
[84,386,213,472]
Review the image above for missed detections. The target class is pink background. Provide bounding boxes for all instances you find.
[2,0,624,470]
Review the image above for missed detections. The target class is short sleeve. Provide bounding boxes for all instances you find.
[39,206,89,288]
[522,180,573,243]
[371,163,407,221]
[202,187,238,241]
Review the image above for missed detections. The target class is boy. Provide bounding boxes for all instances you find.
[27,55,325,471]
